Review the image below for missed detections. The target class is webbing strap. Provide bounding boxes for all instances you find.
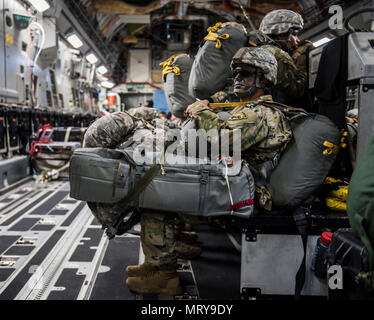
[209,101,257,109]
[198,170,209,214]
[293,207,309,300]
[222,158,234,214]
[106,142,172,239]
[209,100,294,109]
[230,199,254,211]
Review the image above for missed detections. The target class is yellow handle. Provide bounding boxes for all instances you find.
[159,53,185,70]
[161,66,181,76]
[204,32,229,48]
[323,141,340,156]
[207,22,223,33]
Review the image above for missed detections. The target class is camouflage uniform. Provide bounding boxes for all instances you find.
[140,211,179,271]
[83,107,190,272]
[83,111,135,149]
[188,95,291,166]
[258,9,312,104]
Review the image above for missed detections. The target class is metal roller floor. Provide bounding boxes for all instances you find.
[0,180,241,300]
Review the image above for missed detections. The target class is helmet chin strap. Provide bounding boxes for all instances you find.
[235,86,259,98]
[261,31,293,53]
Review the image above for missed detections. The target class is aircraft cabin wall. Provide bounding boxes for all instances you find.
[0,0,100,114]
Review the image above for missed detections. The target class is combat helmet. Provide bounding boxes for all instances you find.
[259,9,304,35]
[231,47,278,86]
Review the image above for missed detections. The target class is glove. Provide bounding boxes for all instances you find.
[185,100,210,118]
[210,91,228,103]
[292,40,314,58]
[292,41,314,69]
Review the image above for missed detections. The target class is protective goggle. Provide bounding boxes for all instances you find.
[232,68,256,79]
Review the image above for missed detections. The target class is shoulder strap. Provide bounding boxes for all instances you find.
[260,101,310,121]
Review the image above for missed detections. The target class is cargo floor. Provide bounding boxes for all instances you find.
[0,180,241,300]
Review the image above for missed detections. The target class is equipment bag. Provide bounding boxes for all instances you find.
[161,53,195,119]
[137,157,255,218]
[70,148,255,219]
[188,22,248,99]
[267,111,341,210]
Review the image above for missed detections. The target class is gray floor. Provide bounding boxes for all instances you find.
[0,180,241,300]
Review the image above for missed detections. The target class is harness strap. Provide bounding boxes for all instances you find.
[222,157,234,214]
[208,101,257,109]
[106,141,172,239]
[293,206,310,299]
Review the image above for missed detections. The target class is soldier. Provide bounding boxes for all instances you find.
[125,47,293,295]
[257,9,313,108]
[83,107,201,297]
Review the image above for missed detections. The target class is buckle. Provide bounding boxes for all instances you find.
[200,170,209,184]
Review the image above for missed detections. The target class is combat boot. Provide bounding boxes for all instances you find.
[126,262,157,277]
[178,231,198,244]
[126,270,183,295]
[176,241,202,260]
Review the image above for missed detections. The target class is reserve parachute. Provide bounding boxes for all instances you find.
[188,22,248,99]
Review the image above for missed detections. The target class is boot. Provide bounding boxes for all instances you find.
[126,270,183,295]
[176,241,202,260]
[126,262,157,277]
[178,231,198,244]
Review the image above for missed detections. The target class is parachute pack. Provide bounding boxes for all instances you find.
[265,104,341,210]
[160,53,195,119]
[188,22,248,99]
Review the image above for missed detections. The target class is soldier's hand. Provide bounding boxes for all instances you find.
[292,40,314,59]
[210,91,228,103]
[186,100,210,118]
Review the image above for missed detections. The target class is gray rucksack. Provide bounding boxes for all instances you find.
[161,53,195,119]
[188,22,248,99]
[70,147,256,219]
